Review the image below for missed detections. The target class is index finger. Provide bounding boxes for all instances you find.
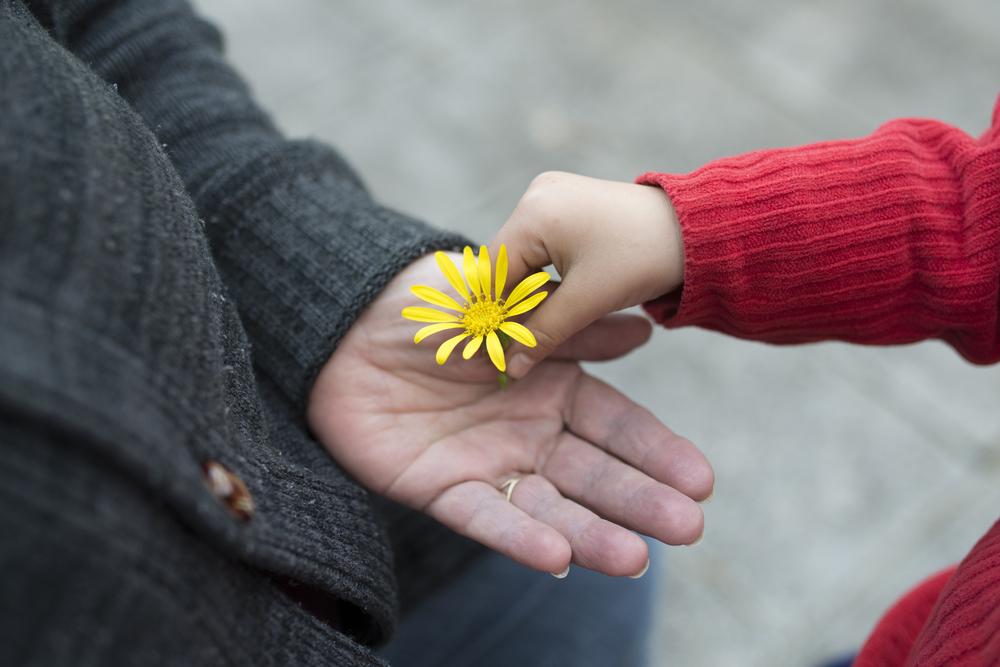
[490,225,551,299]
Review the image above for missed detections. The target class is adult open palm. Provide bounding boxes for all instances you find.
[308,254,713,577]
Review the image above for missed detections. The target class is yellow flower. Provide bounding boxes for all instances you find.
[402,245,550,372]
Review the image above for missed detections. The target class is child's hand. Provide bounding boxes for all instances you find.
[492,171,684,378]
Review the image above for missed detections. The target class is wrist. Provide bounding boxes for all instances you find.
[633,183,684,299]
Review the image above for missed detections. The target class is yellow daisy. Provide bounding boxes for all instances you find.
[402,245,550,372]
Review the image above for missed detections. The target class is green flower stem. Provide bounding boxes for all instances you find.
[497,329,514,390]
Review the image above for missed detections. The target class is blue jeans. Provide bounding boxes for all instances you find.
[380,544,659,667]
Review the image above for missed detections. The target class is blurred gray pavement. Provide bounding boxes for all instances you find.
[192,1,1000,665]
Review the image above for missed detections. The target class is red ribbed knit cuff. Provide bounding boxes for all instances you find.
[853,566,957,667]
[636,116,1000,362]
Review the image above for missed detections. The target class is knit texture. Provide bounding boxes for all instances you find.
[906,520,1000,665]
[1,1,480,664]
[640,96,1000,666]
[640,101,1000,363]
[854,567,956,666]
[37,0,469,408]
[1,415,386,667]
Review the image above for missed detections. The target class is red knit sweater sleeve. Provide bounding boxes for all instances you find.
[639,95,1000,363]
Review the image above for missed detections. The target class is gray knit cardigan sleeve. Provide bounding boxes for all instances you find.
[28,0,467,406]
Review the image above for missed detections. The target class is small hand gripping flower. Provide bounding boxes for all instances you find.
[402,245,549,374]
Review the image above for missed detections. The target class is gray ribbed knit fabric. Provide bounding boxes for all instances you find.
[0,0,481,664]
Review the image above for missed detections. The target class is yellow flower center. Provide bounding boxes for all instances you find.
[462,299,506,337]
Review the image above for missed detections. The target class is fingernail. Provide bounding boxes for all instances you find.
[701,490,714,504]
[687,533,703,547]
[508,353,531,378]
[551,565,570,579]
[629,559,650,579]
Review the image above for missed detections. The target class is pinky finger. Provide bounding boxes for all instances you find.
[425,480,572,574]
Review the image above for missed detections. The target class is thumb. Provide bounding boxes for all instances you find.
[492,222,614,377]
[506,271,625,379]
[490,226,550,296]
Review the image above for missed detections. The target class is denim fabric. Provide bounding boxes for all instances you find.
[381,543,660,667]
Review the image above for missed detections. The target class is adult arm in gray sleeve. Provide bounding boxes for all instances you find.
[28,0,467,407]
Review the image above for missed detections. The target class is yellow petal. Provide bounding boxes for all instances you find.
[462,335,484,359]
[436,332,470,365]
[505,271,550,308]
[402,306,461,323]
[414,322,465,343]
[485,331,506,372]
[463,246,481,300]
[435,252,471,302]
[499,321,537,348]
[494,244,508,301]
[411,285,465,312]
[505,291,547,317]
[477,245,492,301]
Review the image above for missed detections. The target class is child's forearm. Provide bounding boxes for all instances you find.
[641,98,1000,363]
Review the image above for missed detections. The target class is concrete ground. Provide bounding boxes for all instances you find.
[192,1,1000,665]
